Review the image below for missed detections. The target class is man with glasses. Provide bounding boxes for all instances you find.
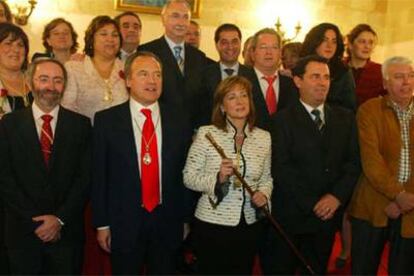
[0,58,91,274]
[247,28,298,130]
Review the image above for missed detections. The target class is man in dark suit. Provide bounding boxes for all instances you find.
[199,23,252,126]
[138,0,211,129]
[247,28,299,130]
[0,58,91,274]
[262,55,360,274]
[92,51,191,275]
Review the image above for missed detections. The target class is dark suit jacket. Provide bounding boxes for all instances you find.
[138,36,212,128]
[246,68,299,130]
[92,101,192,253]
[0,106,91,249]
[199,62,252,126]
[270,102,360,234]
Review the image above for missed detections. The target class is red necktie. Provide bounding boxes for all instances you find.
[140,108,160,212]
[263,75,277,115]
[40,114,53,166]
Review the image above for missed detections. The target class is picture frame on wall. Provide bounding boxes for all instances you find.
[114,0,201,18]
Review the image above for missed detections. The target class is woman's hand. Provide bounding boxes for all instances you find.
[218,158,234,183]
[252,191,267,207]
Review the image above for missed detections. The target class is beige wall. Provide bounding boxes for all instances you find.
[14,0,414,63]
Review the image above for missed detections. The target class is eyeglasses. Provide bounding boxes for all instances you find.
[34,76,65,86]
[256,45,280,51]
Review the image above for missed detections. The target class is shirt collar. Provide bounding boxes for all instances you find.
[164,35,185,53]
[220,62,239,72]
[300,99,324,117]
[32,101,60,121]
[129,97,160,118]
[253,67,278,80]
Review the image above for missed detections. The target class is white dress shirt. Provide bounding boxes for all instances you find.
[32,101,60,138]
[219,62,239,80]
[254,67,280,102]
[164,35,185,64]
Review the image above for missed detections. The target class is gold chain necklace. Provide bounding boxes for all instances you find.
[133,114,160,166]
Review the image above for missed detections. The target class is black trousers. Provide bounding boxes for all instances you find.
[7,242,83,275]
[351,217,414,275]
[111,208,180,275]
[193,217,263,275]
[260,221,336,275]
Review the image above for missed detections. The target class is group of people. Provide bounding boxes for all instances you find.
[0,0,413,275]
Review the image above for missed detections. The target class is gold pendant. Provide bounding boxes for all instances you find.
[142,152,152,165]
[103,93,113,102]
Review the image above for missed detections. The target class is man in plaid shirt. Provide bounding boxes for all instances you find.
[349,56,414,275]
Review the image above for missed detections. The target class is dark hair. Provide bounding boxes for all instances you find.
[211,76,255,131]
[0,23,29,70]
[124,51,163,79]
[190,20,199,28]
[347,24,377,45]
[84,15,122,57]
[292,55,329,78]
[214,23,242,44]
[300,23,346,79]
[0,1,12,23]
[114,11,142,27]
[42,18,79,54]
[26,57,68,90]
[251,28,281,50]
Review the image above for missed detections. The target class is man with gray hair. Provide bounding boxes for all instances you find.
[138,0,211,129]
[0,58,91,274]
[348,56,414,275]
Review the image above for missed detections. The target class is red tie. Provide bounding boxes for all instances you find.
[40,114,53,166]
[140,108,160,212]
[263,75,277,115]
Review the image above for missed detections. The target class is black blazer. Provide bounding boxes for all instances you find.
[0,107,91,249]
[92,101,192,253]
[270,102,360,234]
[199,62,252,126]
[246,69,299,130]
[138,37,211,128]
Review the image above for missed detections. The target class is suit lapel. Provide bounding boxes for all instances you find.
[19,108,47,174]
[159,37,183,78]
[294,103,323,139]
[48,107,67,171]
[118,102,140,173]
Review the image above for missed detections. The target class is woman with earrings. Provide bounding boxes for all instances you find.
[61,15,128,122]
[183,76,273,275]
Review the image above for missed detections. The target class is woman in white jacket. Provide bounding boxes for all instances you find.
[183,76,273,275]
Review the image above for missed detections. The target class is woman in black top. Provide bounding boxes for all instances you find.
[300,22,356,111]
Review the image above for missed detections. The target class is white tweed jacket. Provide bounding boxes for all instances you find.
[183,123,273,226]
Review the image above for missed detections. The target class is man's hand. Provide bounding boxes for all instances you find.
[252,191,267,208]
[97,228,111,253]
[313,194,340,221]
[32,215,62,242]
[395,191,414,212]
[384,202,401,219]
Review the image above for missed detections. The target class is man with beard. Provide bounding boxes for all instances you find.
[0,58,91,274]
